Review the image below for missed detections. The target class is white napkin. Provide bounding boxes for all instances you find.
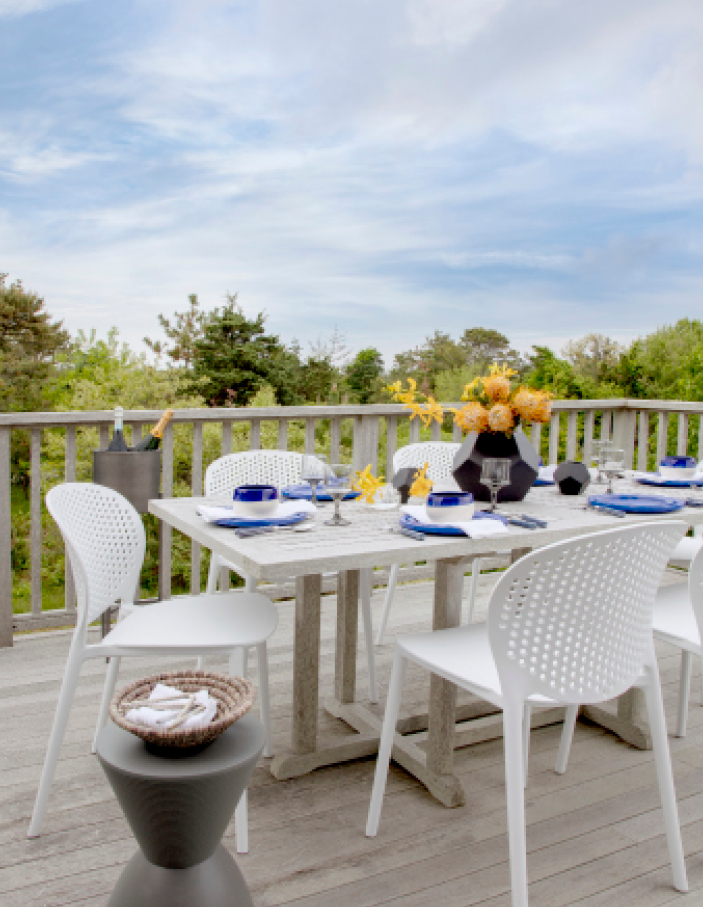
[401,505,509,538]
[538,464,557,481]
[630,470,703,482]
[126,683,217,731]
[197,499,317,523]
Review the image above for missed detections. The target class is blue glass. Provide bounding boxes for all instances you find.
[661,456,696,469]
[426,491,474,508]
[233,484,278,503]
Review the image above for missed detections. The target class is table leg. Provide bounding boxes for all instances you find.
[336,569,359,705]
[582,688,651,750]
[425,557,468,806]
[291,574,322,754]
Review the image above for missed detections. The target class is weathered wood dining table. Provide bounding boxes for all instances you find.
[150,480,703,807]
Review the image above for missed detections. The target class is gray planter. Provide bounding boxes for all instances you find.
[93,450,161,514]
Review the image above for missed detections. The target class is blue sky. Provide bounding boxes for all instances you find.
[1,0,703,366]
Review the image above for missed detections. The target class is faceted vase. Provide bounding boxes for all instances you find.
[452,427,539,503]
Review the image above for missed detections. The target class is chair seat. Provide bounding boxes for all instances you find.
[98,592,278,652]
[669,536,703,569]
[653,584,701,653]
[398,623,555,707]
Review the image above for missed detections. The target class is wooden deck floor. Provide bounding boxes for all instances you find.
[3,572,703,907]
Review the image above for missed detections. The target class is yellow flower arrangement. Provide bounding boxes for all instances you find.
[353,464,385,504]
[408,462,433,499]
[388,363,553,436]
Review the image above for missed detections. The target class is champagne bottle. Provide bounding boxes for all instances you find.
[132,409,174,451]
[107,406,130,452]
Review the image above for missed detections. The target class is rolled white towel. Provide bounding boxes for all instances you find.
[400,505,509,538]
[125,683,218,731]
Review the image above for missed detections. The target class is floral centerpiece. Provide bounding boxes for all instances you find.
[387,365,553,502]
[387,364,552,435]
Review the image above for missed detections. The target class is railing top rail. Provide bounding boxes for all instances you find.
[0,398,702,429]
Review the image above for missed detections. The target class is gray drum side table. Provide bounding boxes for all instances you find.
[96,715,265,907]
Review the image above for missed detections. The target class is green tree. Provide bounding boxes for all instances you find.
[190,298,300,406]
[0,273,69,412]
[459,327,521,372]
[345,348,384,403]
[143,293,209,366]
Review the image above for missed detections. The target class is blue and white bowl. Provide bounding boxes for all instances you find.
[424,490,474,523]
[660,456,697,480]
[233,484,279,517]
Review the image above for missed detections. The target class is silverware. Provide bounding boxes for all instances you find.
[586,502,626,518]
[387,526,426,541]
[508,518,539,530]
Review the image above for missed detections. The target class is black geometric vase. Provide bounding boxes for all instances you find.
[452,427,540,503]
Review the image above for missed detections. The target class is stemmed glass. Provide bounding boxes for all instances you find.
[591,440,614,484]
[301,454,328,505]
[481,458,511,512]
[602,448,625,494]
[325,464,353,526]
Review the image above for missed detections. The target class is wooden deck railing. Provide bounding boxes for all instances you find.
[2,398,703,645]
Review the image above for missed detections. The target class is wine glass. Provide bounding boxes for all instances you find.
[602,448,625,494]
[480,458,511,512]
[592,440,614,484]
[301,454,328,505]
[324,464,353,526]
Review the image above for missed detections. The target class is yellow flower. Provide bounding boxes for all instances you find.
[482,374,511,403]
[353,464,385,504]
[488,361,518,379]
[460,377,482,402]
[487,403,515,433]
[406,396,444,427]
[450,402,489,433]
[512,387,553,424]
[409,462,433,499]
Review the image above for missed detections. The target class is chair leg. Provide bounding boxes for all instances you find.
[360,568,378,703]
[677,650,693,738]
[522,703,531,788]
[257,643,273,758]
[244,575,256,592]
[91,656,121,754]
[206,553,221,594]
[555,705,579,775]
[375,563,399,646]
[235,789,249,854]
[466,557,483,623]
[230,646,248,678]
[642,665,688,892]
[28,643,84,838]
[366,650,407,837]
[700,654,703,706]
[503,700,529,907]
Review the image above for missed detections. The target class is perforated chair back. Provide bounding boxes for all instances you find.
[392,442,461,484]
[205,451,327,497]
[488,521,687,705]
[46,483,145,628]
[687,542,703,642]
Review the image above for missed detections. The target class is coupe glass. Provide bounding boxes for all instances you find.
[325,463,353,526]
[301,454,328,505]
[480,458,511,512]
[602,448,625,494]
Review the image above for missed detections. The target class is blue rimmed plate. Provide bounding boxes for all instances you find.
[634,473,703,488]
[212,512,309,529]
[399,511,507,536]
[587,494,685,514]
[282,484,361,502]
[533,477,555,487]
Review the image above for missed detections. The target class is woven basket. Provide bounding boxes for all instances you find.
[110,670,254,749]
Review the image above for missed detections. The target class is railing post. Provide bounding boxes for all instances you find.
[582,411,595,467]
[677,413,689,456]
[0,428,12,646]
[30,429,42,617]
[637,411,649,472]
[548,412,559,464]
[352,415,379,473]
[191,422,203,594]
[612,408,636,469]
[64,425,76,612]
[566,411,578,461]
[656,411,668,465]
[159,422,173,601]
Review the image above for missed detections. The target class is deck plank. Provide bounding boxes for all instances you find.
[1,573,702,906]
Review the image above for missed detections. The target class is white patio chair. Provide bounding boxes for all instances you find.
[647,543,703,738]
[376,441,484,646]
[366,522,688,907]
[204,450,377,702]
[28,483,278,855]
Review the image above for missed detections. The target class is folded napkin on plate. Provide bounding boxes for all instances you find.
[125,683,217,731]
[631,470,703,482]
[197,499,317,523]
[401,505,509,538]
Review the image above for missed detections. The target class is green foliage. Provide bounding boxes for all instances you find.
[345,348,384,403]
[433,364,482,402]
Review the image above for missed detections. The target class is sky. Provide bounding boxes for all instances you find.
[1,0,703,367]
